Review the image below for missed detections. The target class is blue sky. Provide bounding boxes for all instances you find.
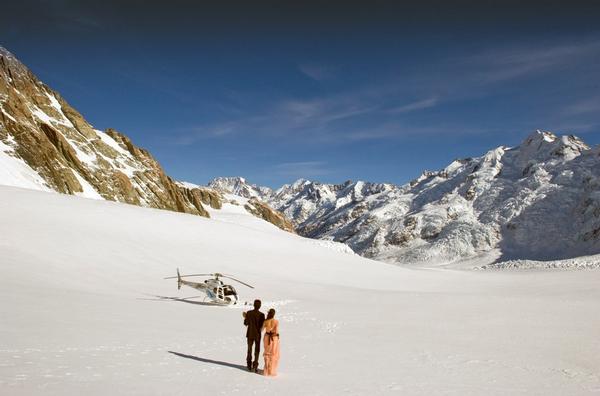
[2,1,600,187]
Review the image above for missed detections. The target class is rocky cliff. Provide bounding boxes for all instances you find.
[0,46,296,231]
[0,46,220,216]
[0,46,296,233]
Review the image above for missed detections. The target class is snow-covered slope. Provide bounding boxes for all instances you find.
[1,186,600,395]
[209,131,600,266]
[179,181,295,232]
[0,136,53,192]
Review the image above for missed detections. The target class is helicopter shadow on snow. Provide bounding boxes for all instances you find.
[138,294,227,306]
[168,351,256,373]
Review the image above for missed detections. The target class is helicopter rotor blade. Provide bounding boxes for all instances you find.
[163,273,213,279]
[221,275,254,289]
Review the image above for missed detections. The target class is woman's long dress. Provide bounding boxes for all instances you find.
[263,319,280,376]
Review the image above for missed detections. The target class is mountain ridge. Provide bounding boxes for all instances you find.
[208,130,600,266]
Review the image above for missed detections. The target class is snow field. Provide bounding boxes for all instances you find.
[1,186,599,395]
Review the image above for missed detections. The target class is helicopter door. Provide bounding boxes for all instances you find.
[217,287,224,301]
[206,287,217,298]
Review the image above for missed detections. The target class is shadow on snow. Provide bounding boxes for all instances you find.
[138,295,225,306]
[168,351,252,372]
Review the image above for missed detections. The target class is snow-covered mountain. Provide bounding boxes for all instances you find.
[0,46,292,232]
[3,44,599,267]
[209,131,600,266]
[209,176,274,199]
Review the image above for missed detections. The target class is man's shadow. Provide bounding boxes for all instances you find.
[168,351,254,373]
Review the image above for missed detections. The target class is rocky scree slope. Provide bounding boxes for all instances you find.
[0,46,293,231]
[210,131,600,265]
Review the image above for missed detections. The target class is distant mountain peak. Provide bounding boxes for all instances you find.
[291,178,310,185]
[530,129,557,142]
[208,176,273,199]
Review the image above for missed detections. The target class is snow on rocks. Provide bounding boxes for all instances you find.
[0,138,52,192]
[208,130,600,267]
[208,177,273,199]
[478,253,600,270]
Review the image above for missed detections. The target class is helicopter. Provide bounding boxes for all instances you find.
[164,269,254,305]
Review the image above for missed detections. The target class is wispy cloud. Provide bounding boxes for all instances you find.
[343,122,494,142]
[278,95,376,125]
[172,122,241,144]
[171,85,480,145]
[562,96,600,116]
[173,38,600,147]
[462,40,600,84]
[388,97,439,114]
[298,63,334,81]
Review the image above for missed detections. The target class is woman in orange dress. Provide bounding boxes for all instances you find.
[262,308,280,376]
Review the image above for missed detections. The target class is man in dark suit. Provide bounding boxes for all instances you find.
[243,299,265,372]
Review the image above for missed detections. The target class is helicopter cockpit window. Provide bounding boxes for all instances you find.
[224,285,237,295]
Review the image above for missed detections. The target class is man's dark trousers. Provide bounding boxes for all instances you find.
[244,308,265,370]
[247,337,261,370]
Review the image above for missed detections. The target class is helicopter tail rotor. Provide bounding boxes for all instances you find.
[177,268,182,290]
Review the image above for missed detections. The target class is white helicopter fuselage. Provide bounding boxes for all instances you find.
[203,278,238,305]
[179,276,238,305]
[167,270,252,306]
